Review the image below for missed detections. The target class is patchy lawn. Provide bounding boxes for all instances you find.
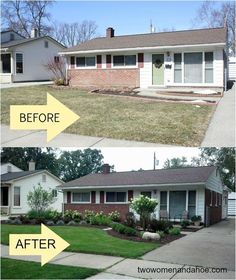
[1,225,159,258]
[1,86,215,146]
[1,258,100,279]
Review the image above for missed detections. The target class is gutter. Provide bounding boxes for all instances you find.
[59,43,226,55]
[59,182,206,191]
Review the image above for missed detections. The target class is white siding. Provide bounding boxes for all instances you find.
[214,49,224,87]
[196,188,205,222]
[228,57,236,80]
[10,172,63,214]
[1,163,23,174]
[228,192,236,216]
[12,38,65,82]
[1,31,23,43]
[140,53,152,88]
[206,170,224,193]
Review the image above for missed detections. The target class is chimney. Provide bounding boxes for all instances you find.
[31,28,38,38]
[102,164,110,174]
[28,160,36,171]
[106,27,114,38]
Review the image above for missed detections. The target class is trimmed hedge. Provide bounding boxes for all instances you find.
[112,223,138,236]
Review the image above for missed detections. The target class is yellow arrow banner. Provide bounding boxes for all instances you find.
[10,93,80,142]
[9,224,70,266]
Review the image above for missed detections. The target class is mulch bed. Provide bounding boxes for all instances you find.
[107,229,185,245]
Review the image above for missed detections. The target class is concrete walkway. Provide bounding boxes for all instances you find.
[1,81,53,89]
[201,84,235,147]
[1,125,172,147]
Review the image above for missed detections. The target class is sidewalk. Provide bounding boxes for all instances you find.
[1,125,172,147]
[201,84,235,147]
[1,81,53,89]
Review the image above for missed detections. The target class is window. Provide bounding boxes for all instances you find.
[205,52,213,83]
[16,53,23,73]
[1,54,11,73]
[160,191,167,210]
[14,187,20,206]
[54,56,60,63]
[10,33,15,41]
[7,165,12,173]
[113,55,136,66]
[72,192,90,202]
[219,194,222,206]
[188,191,196,218]
[42,174,46,182]
[52,189,57,198]
[184,52,202,83]
[76,56,95,67]
[141,192,152,198]
[106,192,126,203]
[44,41,49,48]
[174,53,182,83]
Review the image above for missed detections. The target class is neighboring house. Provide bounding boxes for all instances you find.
[0,161,63,215]
[228,56,236,82]
[228,192,236,216]
[60,27,227,93]
[0,29,66,83]
[59,165,228,226]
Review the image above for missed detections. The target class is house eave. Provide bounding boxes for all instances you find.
[59,42,226,55]
[59,182,206,191]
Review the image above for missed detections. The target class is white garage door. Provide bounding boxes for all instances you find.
[228,199,236,216]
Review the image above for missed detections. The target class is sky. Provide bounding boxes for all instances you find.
[61,147,201,172]
[49,1,223,36]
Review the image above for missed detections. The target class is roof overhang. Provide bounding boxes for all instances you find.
[0,48,10,52]
[58,182,206,191]
[59,43,225,55]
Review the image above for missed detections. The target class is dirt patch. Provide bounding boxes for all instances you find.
[107,229,185,245]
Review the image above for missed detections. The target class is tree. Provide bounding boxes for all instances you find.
[193,1,235,55]
[197,148,235,191]
[1,148,60,177]
[1,0,53,37]
[51,20,98,47]
[27,184,56,212]
[130,195,158,230]
[163,157,190,169]
[58,148,104,182]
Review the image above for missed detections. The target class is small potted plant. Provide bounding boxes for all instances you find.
[191,215,202,226]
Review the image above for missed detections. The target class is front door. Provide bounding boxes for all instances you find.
[169,191,186,219]
[152,54,164,85]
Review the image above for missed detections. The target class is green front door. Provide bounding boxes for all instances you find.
[152,54,164,85]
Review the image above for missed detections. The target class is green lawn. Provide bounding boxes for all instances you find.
[1,224,159,258]
[1,258,100,279]
[1,86,215,146]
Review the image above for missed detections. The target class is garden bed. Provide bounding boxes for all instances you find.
[107,229,185,245]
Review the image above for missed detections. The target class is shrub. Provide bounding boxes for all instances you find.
[84,210,96,223]
[149,219,173,234]
[112,223,137,236]
[18,215,30,224]
[27,210,62,222]
[90,215,112,226]
[181,220,190,229]
[169,227,181,235]
[27,184,56,212]
[191,215,202,222]
[124,212,135,228]
[130,195,158,230]
[64,210,82,222]
[108,211,121,222]
[157,230,165,238]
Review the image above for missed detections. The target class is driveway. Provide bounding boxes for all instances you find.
[201,84,235,147]
[143,219,235,271]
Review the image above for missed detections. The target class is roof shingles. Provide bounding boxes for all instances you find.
[62,27,226,53]
[61,166,216,188]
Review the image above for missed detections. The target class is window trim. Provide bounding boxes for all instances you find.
[15,52,24,74]
[215,192,218,206]
[71,191,91,203]
[75,56,96,69]
[173,51,214,85]
[210,190,213,206]
[112,54,137,68]
[13,186,21,208]
[105,191,127,204]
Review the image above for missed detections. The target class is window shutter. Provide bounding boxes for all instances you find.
[100,191,104,203]
[91,191,96,203]
[70,56,75,68]
[67,192,71,203]
[128,190,133,202]
[97,55,102,68]
[106,55,111,68]
[138,53,144,68]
